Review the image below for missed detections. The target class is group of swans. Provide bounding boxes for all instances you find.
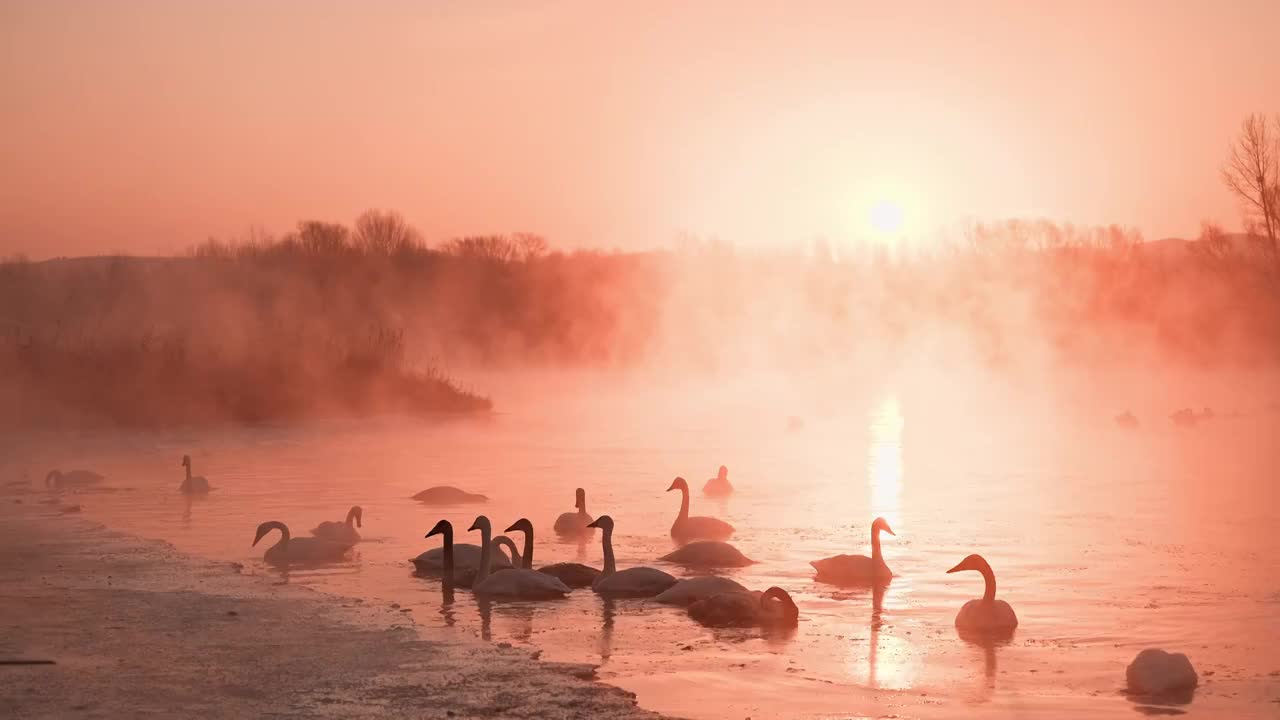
[45,455,212,495]
[810,516,1017,634]
[252,504,368,567]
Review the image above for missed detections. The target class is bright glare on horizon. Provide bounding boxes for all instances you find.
[869,200,906,237]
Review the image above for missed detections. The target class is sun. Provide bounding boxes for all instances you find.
[868,200,905,236]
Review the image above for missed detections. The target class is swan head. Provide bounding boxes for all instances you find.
[586,515,614,533]
[717,466,728,480]
[467,515,492,534]
[504,517,534,536]
[181,454,191,468]
[45,470,61,487]
[762,586,800,620]
[425,519,451,538]
[574,487,586,509]
[947,554,992,576]
[349,506,363,528]
[252,521,286,546]
[872,517,896,536]
[666,477,689,493]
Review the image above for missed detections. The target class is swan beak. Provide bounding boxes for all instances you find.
[945,560,967,574]
[467,521,482,532]
[884,525,896,536]
[665,479,680,491]
[585,519,600,529]
[503,522,520,533]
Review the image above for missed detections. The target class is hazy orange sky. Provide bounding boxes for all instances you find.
[2,1,1277,257]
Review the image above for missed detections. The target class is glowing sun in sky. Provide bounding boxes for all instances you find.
[868,200,905,235]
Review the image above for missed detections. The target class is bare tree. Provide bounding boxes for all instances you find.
[354,210,423,255]
[1222,114,1280,266]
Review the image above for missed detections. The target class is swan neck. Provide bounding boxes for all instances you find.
[678,487,689,521]
[871,526,883,563]
[981,565,996,603]
[185,464,192,482]
[520,528,533,569]
[476,525,492,583]
[601,527,616,576]
[441,526,455,581]
[346,507,358,527]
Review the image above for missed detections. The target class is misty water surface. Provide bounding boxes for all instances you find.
[8,369,1279,719]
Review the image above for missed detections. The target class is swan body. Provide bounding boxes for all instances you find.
[811,517,895,585]
[411,486,488,505]
[537,562,601,588]
[688,587,799,628]
[653,576,748,606]
[667,476,734,543]
[179,455,211,494]
[587,516,677,598]
[553,488,595,535]
[253,521,353,566]
[503,518,599,588]
[947,554,1018,633]
[702,465,733,497]
[411,540,514,573]
[45,469,104,490]
[659,540,754,568]
[311,506,363,543]
[1126,649,1198,696]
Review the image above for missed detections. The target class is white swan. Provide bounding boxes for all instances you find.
[179,455,211,494]
[947,554,1018,634]
[586,516,677,598]
[810,517,895,586]
[667,477,734,543]
[470,518,571,599]
[45,469,104,490]
[506,518,601,588]
[311,506,362,543]
[702,465,733,497]
[658,540,754,568]
[411,486,488,505]
[252,521,352,566]
[653,576,748,606]
[553,488,594,536]
[1126,649,1198,696]
[688,587,799,628]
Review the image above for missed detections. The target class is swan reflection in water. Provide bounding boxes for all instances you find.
[599,597,616,663]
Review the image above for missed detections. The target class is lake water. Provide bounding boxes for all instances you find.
[7,369,1279,719]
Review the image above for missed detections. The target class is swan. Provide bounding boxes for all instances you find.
[688,587,799,628]
[505,518,602,588]
[553,488,594,535]
[946,554,1018,633]
[252,521,353,566]
[586,516,677,598]
[653,576,748,606]
[667,476,734,543]
[702,465,733,497]
[45,469,104,490]
[470,518,571,599]
[411,486,488,505]
[178,455,211,494]
[414,520,517,587]
[658,540,754,568]
[410,522,514,574]
[311,506,363,543]
[1114,411,1139,428]
[810,517,895,586]
[1126,649,1198,696]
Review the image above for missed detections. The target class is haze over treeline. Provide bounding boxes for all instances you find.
[3,207,1279,427]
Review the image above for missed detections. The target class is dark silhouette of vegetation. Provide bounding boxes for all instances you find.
[4,203,1280,428]
[1222,114,1280,270]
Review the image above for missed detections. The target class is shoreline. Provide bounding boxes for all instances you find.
[0,494,670,719]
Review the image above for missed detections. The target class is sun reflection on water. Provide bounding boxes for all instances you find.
[868,395,904,527]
